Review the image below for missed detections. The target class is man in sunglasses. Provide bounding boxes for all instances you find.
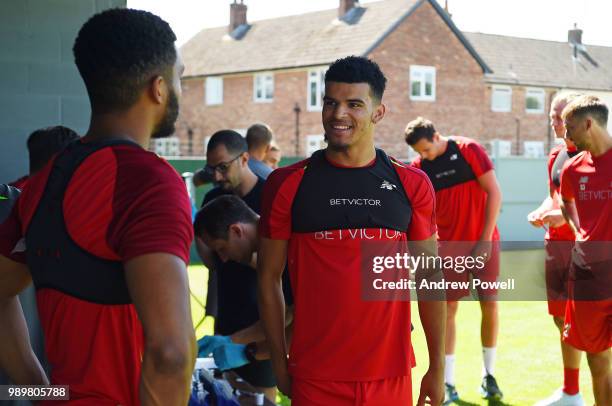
[195,129,279,400]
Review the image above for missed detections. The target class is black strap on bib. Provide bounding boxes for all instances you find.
[26,139,141,305]
[419,139,476,191]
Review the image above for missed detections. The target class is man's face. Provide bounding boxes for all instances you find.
[152,48,184,139]
[264,149,281,169]
[322,82,384,152]
[410,134,443,161]
[202,226,253,264]
[206,145,245,191]
[563,113,590,151]
[550,101,567,139]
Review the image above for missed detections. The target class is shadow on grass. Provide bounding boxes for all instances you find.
[450,399,513,406]
[452,399,480,406]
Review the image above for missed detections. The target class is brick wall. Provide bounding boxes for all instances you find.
[175,0,559,160]
[367,0,486,158]
[481,85,556,154]
[178,69,328,157]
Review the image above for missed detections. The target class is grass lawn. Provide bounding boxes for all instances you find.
[188,249,596,405]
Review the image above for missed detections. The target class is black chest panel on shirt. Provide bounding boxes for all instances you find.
[419,139,476,191]
[25,139,141,305]
[291,149,412,233]
[551,147,579,188]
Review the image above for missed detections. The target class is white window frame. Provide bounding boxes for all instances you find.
[306,134,325,156]
[153,137,180,157]
[253,72,274,102]
[525,87,545,114]
[307,67,327,111]
[205,76,223,105]
[491,85,512,112]
[409,65,436,102]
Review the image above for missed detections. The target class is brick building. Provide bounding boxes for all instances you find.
[172,0,612,159]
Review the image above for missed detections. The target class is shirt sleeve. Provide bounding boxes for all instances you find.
[398,166,437,241]
[106,149,194,264]
[559,161,575,201]
[259,167,304,240]
[462,140,494,177]
[547,146,562,195]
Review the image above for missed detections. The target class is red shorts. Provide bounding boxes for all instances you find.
[291,375,412,406]
[544,240,573,317]
[441,241,500,301]
[563,260,612,353]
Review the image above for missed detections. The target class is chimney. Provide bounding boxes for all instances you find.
[444,0,452,18]
[568,23,582,45]
[339,0,357,18]
[229,0,247,33]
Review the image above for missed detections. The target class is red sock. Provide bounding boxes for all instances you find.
[563,368,579,395]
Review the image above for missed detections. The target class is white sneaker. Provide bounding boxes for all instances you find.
[534,388,585,406]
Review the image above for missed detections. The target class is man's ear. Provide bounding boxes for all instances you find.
[240,152,250,166]
[149,75,167,105]
[229,223,243,238]
[584,117,592,132]
[372,103,386,124]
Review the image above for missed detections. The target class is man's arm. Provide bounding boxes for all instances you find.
[125,253,197,406]
[0,255,48,385]
[527,196,554,228]
[560,197,580,236]
[257,238,291,396]
[411,235,445,406]
[476,170,502,241]
[230,305,293,344]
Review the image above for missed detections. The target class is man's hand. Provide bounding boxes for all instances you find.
[212,343,249,371]
[197,335,231,357]
[526,209,545,228]
[272,358,292,398]
[540,209,567,228]
[471,240,492,263]
[417,366,444,406]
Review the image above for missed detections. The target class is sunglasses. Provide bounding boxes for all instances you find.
[203,153,243,176]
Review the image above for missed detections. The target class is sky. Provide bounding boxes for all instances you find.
[128,0,612,47]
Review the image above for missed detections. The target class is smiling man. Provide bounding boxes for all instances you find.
[257,56,445,406]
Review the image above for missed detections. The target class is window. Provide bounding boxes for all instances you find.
[491,85,512,112]
[409,65,436,101]
[306,134,326,156]
[307,67,327,111]
[254,73,274,102]
[153,137,180,157]
[525,88,545,113]
[205,76,223,105]
[523,141,545,158]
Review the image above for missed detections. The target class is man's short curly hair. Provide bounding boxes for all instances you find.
[73,8,177,113]
[324,56,387,102]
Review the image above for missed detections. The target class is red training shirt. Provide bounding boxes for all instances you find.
[0,142,193,405]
